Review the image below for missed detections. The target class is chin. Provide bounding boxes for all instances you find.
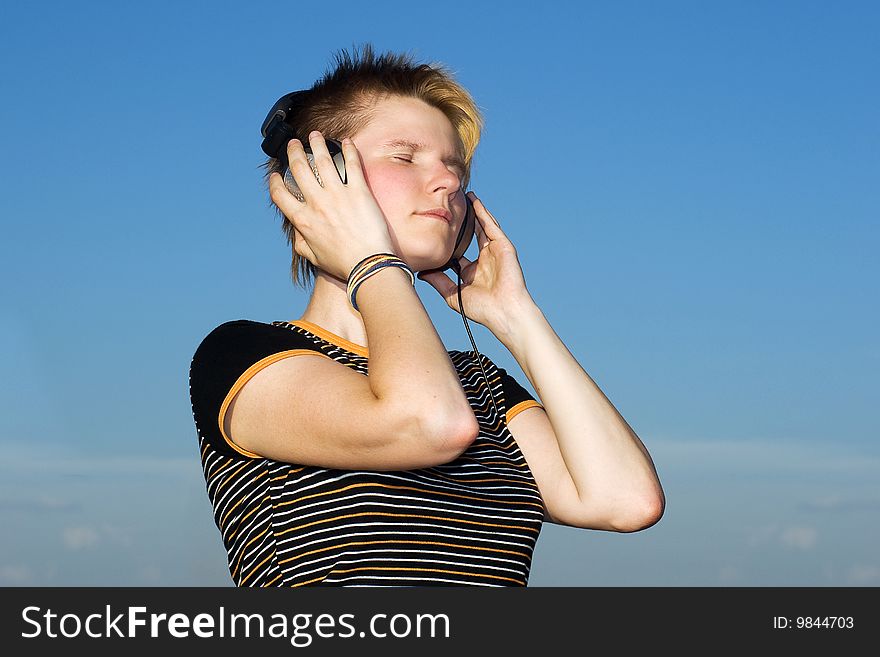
[398,244,452,274]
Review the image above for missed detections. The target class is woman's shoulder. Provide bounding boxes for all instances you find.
[204,317,272,337]
[191,318,317,361]
[193,318,266,350]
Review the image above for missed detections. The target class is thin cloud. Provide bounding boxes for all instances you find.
[0,564,32,585]
[0,495,79,513]
[99,523,134,548]
[798,495,880,513]
[0,441,199,477]
[746,523,780,547]
[779,525,818,550]
[846,564,880,585]
[651,437,880,476]
[747,523,819,550]
[718,565,741,583]
[62,526,100,550]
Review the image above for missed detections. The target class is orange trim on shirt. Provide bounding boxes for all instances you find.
[288,320,369,357]
[506,399,543,424]
[218,348,334,458]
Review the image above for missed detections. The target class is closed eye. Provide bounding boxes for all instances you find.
[393,154,463,180]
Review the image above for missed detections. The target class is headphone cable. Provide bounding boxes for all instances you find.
[449,259,500,418]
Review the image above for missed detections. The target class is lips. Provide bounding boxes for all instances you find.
[417,208,452,223]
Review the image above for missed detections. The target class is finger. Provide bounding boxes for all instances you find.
[456,255,474,268]
[467,192,506,240]
[417,268,459,301]
[450,255,478,286]
[286,138,323,200]
[339,137,364,185]
[269,171,305,223]
[474,213,489,250]
[307,130,344,189]
[292,226,316,264]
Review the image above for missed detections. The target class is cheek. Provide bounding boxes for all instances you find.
[362,165,414,213]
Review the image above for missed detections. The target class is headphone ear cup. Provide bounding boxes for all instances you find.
[326,138,347,184]
[282,168,305,202]
[282,140,347,201]
[452,195,476,261]
[416,194,476,275]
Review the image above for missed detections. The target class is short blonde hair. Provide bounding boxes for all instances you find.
[261,43,484,289]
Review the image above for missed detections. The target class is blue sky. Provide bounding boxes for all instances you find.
[0,0,877,586]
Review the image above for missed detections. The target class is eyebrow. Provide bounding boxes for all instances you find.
[380,139,467,174]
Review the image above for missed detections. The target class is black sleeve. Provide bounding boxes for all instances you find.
[497,365,535,405]
[496,364,544,423]
[188,320,321,458]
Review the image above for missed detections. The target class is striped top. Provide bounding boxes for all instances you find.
[188,319,545,587]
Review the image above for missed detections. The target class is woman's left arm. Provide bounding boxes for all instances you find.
[418,192,665,532]
[498,297,665,532]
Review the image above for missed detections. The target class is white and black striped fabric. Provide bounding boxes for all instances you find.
[188,319,545,587]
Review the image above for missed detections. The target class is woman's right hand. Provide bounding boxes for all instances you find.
[268,131,397,282]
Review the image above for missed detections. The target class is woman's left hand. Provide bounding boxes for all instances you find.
[417,191,534,335]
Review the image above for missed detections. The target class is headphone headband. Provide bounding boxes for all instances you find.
[261,90,310,161]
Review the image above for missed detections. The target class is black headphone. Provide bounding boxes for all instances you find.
[260,90,498,416]
[260,91,475,274]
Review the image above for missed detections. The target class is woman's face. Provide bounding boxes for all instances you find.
[350,95,469,272]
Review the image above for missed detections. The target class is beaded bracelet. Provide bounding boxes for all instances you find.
[347,253,415,312]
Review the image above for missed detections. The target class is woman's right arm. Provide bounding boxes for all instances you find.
[225,267,479,470]
[223,134,479,470]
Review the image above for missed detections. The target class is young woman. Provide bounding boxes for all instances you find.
[188,45,665,586]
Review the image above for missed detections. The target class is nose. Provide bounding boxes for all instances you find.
[428,161,462,197]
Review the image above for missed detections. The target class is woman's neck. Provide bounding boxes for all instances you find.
[295,271,368,349]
